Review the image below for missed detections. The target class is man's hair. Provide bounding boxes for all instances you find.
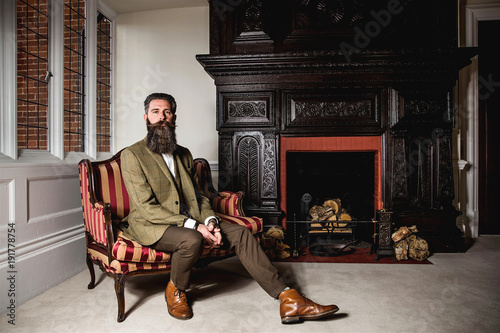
[144,93,177,114]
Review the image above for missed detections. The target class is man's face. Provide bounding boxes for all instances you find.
[144,99,176,126]
[144,98,177,154]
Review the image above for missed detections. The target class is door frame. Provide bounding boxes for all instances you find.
[459,3,500,238]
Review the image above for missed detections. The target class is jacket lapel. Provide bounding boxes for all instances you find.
[175,153,201,220]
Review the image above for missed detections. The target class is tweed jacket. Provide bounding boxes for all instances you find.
[120,137,215,246]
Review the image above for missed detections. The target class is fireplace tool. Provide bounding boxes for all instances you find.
[309,240,360,257]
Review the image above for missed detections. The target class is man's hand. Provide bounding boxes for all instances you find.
[196,223,223,249]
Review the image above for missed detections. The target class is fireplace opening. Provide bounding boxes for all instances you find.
[286,151,375,221]
[286,151,376,245]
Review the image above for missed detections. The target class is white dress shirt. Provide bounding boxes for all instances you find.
[161,153,217,229]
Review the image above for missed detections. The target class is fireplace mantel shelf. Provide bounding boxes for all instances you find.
[196,48,477,79]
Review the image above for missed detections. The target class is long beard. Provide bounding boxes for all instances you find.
[146,119,178,155]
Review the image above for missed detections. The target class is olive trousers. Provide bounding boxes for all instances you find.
[153,221,287,298]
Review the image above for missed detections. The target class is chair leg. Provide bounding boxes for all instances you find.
[86,253,96,289]
[114,275,126,322]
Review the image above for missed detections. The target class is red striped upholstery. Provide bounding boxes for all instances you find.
[94,157,130,220]
[218,213,264,234]
[113,235,171,263]
[212,191,243,217]
[79,163,108,246]
[79,151,262,322]
[87,243,172,275]
[89,240,234,275]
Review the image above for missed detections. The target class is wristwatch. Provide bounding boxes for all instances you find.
[206,217,220,229]
[192,220,200,230]
[184,217,199,230]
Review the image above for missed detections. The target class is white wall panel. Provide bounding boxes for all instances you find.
[27,175,81,222]
[0,164,86,313]
[0,179,14,228]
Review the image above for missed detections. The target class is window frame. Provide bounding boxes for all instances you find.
[0,0,117,164]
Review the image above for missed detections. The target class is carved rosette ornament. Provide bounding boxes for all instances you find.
[242,0,264,32]
[404,98,446,118]
[294,0,345,29]
[228,101,266,118]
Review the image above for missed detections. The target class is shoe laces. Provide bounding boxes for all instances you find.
[174,289,187,301]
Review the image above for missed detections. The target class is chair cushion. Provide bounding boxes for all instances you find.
[113,236,171,263]
[89,241,234,275]
[112,232,237,264]
[88,244,172,275]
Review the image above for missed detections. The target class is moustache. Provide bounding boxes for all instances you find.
[147,120,176,129]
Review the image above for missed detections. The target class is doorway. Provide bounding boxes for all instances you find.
[478,20,500,235]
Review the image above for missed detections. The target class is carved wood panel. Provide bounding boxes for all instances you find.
[283,89,382,134]
[236,134,261,206]
[201,0,473,249]
[262,132,278,200]
[218,130,279,212]
[218,92,274,129]
[218,134,234,191]
[209,0,458,55]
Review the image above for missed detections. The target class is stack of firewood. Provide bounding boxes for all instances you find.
[308,199,352,233]
[309,199,351,222]
[392,225,430,261]
[260,226,291,260]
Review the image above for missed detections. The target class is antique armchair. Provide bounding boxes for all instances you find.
[78,150,263,322]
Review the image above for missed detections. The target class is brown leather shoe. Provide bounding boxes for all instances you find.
[279,289,339,324]
[165,281,193,320]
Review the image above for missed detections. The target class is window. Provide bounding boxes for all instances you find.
[1,0,116,161]
[63,0,86,152]
[16,0,49,150]
[96,12,112,152]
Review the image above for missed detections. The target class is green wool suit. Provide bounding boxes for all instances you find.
[120,137,287,297]
[120,137,215,246]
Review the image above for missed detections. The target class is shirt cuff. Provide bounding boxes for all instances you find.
[183,218,198,229]
[204,216,219,226]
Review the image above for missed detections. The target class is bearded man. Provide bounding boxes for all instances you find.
[120,92,339,324]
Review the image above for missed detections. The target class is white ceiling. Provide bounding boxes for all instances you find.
[103,0,208,14]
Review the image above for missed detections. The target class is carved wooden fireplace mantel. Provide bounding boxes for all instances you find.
[196,0,477,252]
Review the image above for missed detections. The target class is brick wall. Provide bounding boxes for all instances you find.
[96,15,111,152]
[17,0,49,150]
[63,0,86,152]
[16,0,111,153]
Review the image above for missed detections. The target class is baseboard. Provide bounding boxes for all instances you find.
[0,228,86,314]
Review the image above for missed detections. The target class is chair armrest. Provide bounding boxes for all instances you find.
[212,191,247,217]
[79,161,115,261]
[216,213,264,234]
[82,199,115,256]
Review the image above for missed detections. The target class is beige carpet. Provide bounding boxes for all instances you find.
[1,236,500,333]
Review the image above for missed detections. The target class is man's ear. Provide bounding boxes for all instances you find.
[143,113,148,122]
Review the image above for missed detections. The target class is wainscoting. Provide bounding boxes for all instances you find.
[0,163,86,311]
